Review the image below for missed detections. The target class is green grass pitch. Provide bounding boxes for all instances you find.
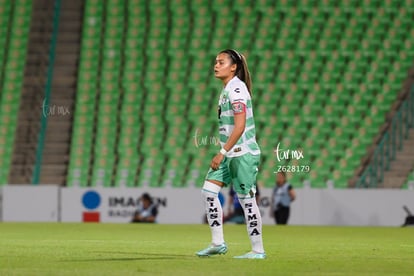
[0,223,413,275]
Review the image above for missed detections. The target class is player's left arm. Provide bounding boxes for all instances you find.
[222,84,248,152]
[210,107,245,170]
[222,105,246,151]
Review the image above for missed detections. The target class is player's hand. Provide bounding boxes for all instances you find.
[210,152,224,170]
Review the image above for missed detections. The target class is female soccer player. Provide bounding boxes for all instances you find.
[196,49,265,259]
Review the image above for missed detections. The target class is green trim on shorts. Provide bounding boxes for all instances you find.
[205,153,260,195]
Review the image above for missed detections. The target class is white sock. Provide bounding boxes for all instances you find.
[202,181,224,246]
[238,193,265,253]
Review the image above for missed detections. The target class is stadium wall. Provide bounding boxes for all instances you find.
[1,186,413,226]
[1,185,59,222]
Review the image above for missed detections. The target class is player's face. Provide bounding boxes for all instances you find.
[142,198,150,208]
[276,173,285,185]
[214,53,237,81]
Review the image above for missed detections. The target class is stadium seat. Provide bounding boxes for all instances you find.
[0,0,32,185]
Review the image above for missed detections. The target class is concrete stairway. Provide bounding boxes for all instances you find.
[9,0,83,185]
[38,0,83,185]
[9,0,55,184]
[381,129,414,188]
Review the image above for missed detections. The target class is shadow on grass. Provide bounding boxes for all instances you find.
[60,252,195,262]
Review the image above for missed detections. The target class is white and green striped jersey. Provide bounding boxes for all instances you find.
[217,76,260,158]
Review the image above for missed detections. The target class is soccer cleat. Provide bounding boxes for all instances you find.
[196,243,228,257]
[233,251,266,259]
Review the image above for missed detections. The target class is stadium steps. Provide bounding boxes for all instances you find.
[381,130,414,188]
[9,0,55,184]
[9,0,82,184]
[37,0,83,185]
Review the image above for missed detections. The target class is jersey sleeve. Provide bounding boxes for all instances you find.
[228,82,249,114]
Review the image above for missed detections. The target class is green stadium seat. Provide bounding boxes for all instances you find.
[114,155,139,187]
[163,156,188,187]
[0,0,32,185]
[138,155,164,187]
[90,156,115,187]
[67,152,91,187]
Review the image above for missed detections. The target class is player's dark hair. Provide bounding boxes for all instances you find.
[278,171,287,178]
[220,49,252,96]
[141,193,153,203]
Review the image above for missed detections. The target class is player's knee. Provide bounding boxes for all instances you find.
[237,192,258,209]
[202,180,221,197]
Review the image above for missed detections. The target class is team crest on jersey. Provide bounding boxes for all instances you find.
[219,93,229,105]
[232,102,246,114]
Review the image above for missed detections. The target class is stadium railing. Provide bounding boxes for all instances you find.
[355,85,414,188]
[32,0,61,184]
